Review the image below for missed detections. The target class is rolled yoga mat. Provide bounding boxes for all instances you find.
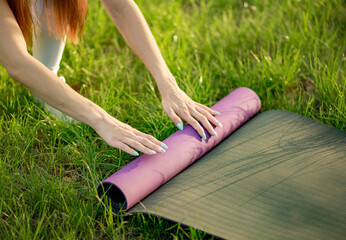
[98,88,346,239]
[97,87,261,211]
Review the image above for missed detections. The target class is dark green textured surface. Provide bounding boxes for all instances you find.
[130,110,346,239]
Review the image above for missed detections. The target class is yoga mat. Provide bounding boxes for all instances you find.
[98,87,346,239]
[97,87,261,212]
[131,110,346,239]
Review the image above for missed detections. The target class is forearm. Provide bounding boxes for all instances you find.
[101,0,178,94]
[0,0,108,130]
[11,53,108,129]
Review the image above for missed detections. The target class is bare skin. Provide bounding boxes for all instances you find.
[0,0,222,156]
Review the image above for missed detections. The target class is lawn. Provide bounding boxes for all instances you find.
[0,0,345,239]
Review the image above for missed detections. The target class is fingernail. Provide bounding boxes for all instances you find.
[212,130,218,138]
[161,143,168,149]
[148,150,157,154]
[214,110,221,115]
[217,121,223,127]
[177,122,184,131]
[202,132,206,140]
[133,151,139,156]
[158,147,166,153]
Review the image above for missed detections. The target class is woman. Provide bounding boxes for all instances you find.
[0,0,222,156]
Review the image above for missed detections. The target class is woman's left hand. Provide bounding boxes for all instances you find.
[161,85,223,140]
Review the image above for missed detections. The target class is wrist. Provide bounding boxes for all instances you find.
[155,73,180,95]
[85,103,110,132]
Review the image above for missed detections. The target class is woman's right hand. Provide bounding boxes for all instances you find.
[94,115,168,156]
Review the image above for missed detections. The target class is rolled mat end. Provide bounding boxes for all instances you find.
[97,182,127,213]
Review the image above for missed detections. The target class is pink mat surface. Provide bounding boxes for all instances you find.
[98,87,261,211]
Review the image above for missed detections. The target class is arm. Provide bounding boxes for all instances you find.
[101,0,222,139]
[0,0,166,156]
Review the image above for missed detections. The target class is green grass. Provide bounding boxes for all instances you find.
[0,0,345,239]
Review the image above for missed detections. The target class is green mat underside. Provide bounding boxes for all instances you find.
[130,110,346,239]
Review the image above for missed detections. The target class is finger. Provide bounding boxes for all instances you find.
[131,133,166,153]
[191,110,218,138]
[134,130,161,146]
[180,111,206,140]
[196,107,223,128]
[111,141,140,156]
[166,107,184,130]
[141,132,168,150]
[122,137,157,155]
[197,103,221,116]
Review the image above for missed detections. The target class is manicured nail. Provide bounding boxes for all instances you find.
[212,130,218,138]
[177,122,184,131]
[158,147,166,153]
[161,143,168,149]
[216,121,223,127]
[133,151,139,156]
[202,132,206,140]
[214,110,221,115]
[148,150,157,154]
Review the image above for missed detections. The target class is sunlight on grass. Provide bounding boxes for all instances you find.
[0,0,345,239]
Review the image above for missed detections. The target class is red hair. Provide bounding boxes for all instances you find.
[7,0,88,45]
